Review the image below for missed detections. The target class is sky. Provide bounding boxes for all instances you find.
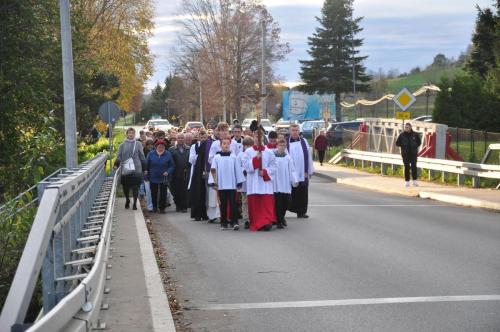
[146,0,495,90]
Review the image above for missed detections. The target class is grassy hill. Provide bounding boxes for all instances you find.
[387,66,465,93]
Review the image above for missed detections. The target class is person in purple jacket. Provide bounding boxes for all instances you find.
[145,140,175,213]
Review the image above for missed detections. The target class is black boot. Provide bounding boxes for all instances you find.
[261,224,272,231]
[125,199,130,209]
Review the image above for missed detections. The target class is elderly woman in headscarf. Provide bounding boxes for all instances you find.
[145,139,175,213]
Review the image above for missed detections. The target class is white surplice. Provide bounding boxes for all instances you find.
[287,138,314,182]
[273,154,298,194]
[243,147,276,195]
[209,154,245,190]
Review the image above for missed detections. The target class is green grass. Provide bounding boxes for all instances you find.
[387,66,464,93]
[451,140,500,163]
[115,113,139,126]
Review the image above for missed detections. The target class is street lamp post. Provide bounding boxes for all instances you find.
[198,71,203,124]
[60,0,77,168]
[425,88,431,116]
[261,9,267,119]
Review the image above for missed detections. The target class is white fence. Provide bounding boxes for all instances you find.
[330,148,500,188]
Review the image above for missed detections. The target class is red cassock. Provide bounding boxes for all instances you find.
[242,146,277,231]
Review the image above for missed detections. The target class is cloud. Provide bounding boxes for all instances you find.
[146,0,495,88]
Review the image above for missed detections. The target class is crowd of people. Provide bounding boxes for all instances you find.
[115,120,315,231]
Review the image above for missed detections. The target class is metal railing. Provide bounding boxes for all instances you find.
[0,153,119,332]
[330,149,500,188]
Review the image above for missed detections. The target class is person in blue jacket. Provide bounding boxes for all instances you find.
[145,140,175,213]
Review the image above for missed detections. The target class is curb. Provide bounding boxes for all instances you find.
[315,170,500,212]
[419,191,500,212]
[134,208,177,332]
[314,172,337,182]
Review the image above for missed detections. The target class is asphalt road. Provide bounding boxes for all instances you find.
[152,176,500,332]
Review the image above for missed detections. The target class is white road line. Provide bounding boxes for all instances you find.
[308,204,446,207]
[199,295,500,311]
[134,209,176,331]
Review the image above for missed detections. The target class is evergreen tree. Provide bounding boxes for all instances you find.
[299,0,371,121]
[467,5,498,77]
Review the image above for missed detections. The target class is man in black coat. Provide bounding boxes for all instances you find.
[396,122,422,187]
[170,133,191,212]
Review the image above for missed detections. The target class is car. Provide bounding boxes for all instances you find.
[326,121,363,146]
[413,115,433,122]
[241,118,274,135]
[184,121,205,131]
[274,118,301,134]
[143,119,173,132]
[300,120,329,138]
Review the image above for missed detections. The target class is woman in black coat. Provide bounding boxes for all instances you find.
[396,123,422,187]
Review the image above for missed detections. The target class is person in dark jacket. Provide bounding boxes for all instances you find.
[145,140,175,213]
[170,133,190,212]
[314,130,328,165]
[396,122,422,187]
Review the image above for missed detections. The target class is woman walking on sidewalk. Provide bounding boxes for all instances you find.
[145,140,175,213]
[115,127,146,210]
[396,123,422,187]
[314,130,328,166]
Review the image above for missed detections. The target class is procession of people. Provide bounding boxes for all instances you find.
[116,119,315,231]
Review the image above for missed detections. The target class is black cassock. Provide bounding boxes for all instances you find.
[290,182,308,216]
[171,145,190,211]
[190,141,209,220]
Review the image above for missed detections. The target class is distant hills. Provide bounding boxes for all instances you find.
[387,66,465,93]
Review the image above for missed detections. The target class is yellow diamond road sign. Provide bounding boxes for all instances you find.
[393,87,416,112]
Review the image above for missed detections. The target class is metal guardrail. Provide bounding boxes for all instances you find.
[330,149,500,188]
[0,153,119,332]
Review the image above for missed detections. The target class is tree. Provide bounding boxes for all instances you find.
[299,0,371,121]
[434,1,500,132]
[434,74,500,132]
[173,0,290,122]
[467,4,498,77]
[431,54,449,68]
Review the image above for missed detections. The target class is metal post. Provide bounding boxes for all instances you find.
[426,89,430,116]
[198,71,203,124]
[386,99,389,118]
[60,0,78,168]
[352,26,356,102]
[222,76,227,123]
[261,11,267,119]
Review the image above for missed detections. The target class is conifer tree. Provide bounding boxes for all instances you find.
[299,0,371,121]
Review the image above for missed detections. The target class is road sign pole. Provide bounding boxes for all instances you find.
[60,0,77,168]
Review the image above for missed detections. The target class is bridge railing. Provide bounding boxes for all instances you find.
[330,148,500,188]
[0,153,118,332]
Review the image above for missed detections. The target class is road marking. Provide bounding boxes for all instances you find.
[308,204,446,207]
[134,206,176,331]
[197,295,500,311]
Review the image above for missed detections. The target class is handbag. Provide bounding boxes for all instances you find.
[122,141,137,175]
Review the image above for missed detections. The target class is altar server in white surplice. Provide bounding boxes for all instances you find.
[273,137,298,228]
[243,128,277,231]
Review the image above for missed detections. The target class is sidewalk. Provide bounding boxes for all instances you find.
[99,197,176,331]
[314,162,500,211]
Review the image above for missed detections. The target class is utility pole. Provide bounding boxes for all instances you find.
[198,71,203,124]
[352,27,356,99]
[261,10,267,119]
[60,0,77,168]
